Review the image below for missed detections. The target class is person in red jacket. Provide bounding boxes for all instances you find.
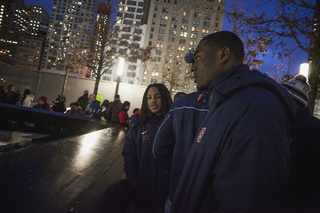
[118,101,130,127]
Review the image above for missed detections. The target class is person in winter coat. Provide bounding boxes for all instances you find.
[1,85,19,105]
[52,95,66,113]
[122,83,173,213]
[21,89,34,107]
[33,96,52,111]
[84,94,95,115]
[282,75,320,212]
[168,31,296,213]
[105,94,122,123]
[67,102,83,116]
[77,90,89,111]
[118,101,130,127]
[153,52,209,213]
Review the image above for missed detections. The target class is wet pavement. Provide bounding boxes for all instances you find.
[0,126,129,212]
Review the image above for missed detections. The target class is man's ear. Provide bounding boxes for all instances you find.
[219,47,230,64]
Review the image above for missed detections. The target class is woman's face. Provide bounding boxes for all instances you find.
[11,86,15,92]
[147,87,162,117]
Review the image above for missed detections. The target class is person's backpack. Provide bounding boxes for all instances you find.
[88,100,102,118]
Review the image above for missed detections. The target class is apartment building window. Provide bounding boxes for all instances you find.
[150,34,153,39]
[156,49,162,55]
[137,8,143,13]
[181,25,188,30]
[152,20,156,24]
[160,21,167,27]
[180,32,187,37]
[136,14,142,19]
[193,19,200,25]
[190,33,198,38]
[123,19,133,24]
[128,7,135,12]
[202,28,209,33]
[204,21,210,27]
[154,6,158,11]
[123,27,131,32]
[215,22,219,27]
[159,28,166,34]
[183,11,190,16]
[134,29,142,34]
[182,18,189,23]
[138,2,143,6]
[153,13,157,18]
[151,27,154,32]
[216,15,219,20]
[199,4,202,8]
[149,41,152,45]
[218,6,221,11]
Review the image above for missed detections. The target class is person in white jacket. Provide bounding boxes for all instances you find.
[21,89,34,107]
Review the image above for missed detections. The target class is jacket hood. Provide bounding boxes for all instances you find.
[208,64,296,120]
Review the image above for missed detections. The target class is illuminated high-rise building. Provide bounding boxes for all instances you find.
[41,0,97,74]
[140,0,225,93]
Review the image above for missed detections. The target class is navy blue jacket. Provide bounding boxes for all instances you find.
[170,64,296,213]
[153,91,209,201]
[287,106,320,211]
[122,114,169,212]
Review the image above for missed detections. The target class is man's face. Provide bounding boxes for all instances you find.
[193,40,222,90]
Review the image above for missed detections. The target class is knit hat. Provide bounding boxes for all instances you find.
[184,51,195,64]
[38,96,47,103]
[84,90,89,94]
[282,74,311,106]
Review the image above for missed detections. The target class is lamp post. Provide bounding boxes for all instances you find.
[115,58,124,96]
[299,63,309,77]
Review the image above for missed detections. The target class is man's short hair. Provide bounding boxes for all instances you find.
[174,92,187,101]
[202,31,245,62]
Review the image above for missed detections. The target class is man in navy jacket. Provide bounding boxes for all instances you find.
[153,52,209,212]
[168,31,296,212]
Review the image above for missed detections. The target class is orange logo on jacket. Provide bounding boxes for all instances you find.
[197,127,206,143]
[197,94,203,101]
[142,135,149,141]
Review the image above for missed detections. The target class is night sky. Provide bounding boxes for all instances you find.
[23,0,309,78]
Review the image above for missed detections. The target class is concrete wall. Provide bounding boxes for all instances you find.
[32,71,147,117]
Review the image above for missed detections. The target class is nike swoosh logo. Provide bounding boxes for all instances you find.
[142,130,148,134]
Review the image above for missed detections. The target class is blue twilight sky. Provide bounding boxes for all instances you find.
[24,0,309,78]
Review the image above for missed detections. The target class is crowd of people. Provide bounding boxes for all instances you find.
[0,85,133,126]
[1,31,319,212]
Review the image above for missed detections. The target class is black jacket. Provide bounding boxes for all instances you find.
[170,64,296,213]
[153,90,209,201]
[122,114,169,213]
[287,106,320,211]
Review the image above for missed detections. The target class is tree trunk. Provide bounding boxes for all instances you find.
[307,58,320,114]
[308,0,320,114]
[61,65,69,96]
[93,68,102,96]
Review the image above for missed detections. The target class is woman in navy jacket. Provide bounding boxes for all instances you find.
[122,83,173,213]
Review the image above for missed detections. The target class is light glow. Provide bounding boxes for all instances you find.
[299,63,309,77]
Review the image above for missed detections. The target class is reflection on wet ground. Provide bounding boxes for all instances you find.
[0,126,129,213]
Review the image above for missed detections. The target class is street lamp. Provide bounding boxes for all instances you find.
[115,57,124,96]
[299,63,309,77]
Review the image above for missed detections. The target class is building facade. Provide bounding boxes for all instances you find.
[100,0,146,85]
[141,0,225,93]
[0,0,49,70]
[41,0,97,74]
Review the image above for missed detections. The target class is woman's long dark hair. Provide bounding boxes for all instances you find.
[6,85,14,99]
[140,83,172,124]
[21,89,31,104]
